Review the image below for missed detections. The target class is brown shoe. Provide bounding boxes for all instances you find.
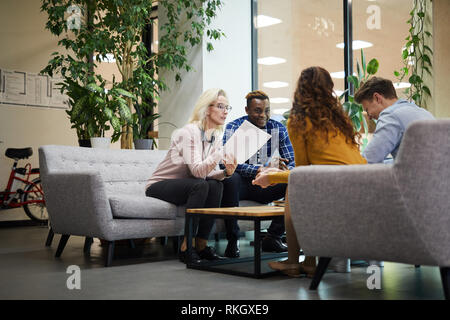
[268,260,316,278]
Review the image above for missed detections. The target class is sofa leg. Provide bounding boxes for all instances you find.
[172,236,181,253]
[309,257,331,290]
[45,228,54,247]
[440,267,449,300]
[83,237,93,254]
[55,235,70,258]
[105,241,115,267]
[415,265,421,268]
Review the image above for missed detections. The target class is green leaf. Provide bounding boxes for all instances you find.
[118,100,132,123]
[86,83,103,93]
[366,59,379,75]
[422,85,431,96]
[113,88,136,100]
[361,49,366,79]
[347,76,359,89]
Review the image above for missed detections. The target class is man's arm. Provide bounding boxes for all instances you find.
[362,114,403,164]
[278,125,295,169]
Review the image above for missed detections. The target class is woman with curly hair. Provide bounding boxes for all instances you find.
[253,66,367,277]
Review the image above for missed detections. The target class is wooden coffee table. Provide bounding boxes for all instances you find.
[185,206,287,278]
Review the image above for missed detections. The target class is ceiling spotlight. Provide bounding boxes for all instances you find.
[256,15,282,28]
[271,98,290,104]
[263,81,289,88]
[257,57,287,65]
[393,82,411,89]
[272,108,290,115]
[336,40,373,50]
[330,71,346,79]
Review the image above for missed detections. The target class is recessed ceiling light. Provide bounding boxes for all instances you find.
[272,108,290,115]
[330,71,346,79]
[271,98,290,104]
[257,57,287,65]
[256,15,282,28]
[263,81,289,88]
[336,40,373,50]
[394,82,411,89]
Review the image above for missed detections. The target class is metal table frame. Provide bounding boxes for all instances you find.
[185,211,287,278]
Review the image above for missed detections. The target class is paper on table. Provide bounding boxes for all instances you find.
[224,120,271,164]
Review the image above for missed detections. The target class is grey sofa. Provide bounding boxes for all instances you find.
[288,120,450,299]
[39,145,269,266]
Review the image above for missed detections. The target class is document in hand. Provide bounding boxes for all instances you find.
[224,120,271,164]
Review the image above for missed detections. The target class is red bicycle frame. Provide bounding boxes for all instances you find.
[1,161,44,208]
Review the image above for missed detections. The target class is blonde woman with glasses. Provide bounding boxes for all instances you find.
[146,88,237,263]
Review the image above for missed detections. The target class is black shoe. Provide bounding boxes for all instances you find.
[179,250,201,264]
[261,236,288,253]
[224,240,240,258]
[197,246,224,260]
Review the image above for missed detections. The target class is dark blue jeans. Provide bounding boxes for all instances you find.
[221,172,286,240]
[146,178,223,240]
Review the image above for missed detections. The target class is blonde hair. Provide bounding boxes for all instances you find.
[189,88,228,132]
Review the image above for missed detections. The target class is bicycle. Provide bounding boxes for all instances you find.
[0,147,48,222]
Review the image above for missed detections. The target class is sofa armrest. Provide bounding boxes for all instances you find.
[42,171,114,238]
[287,164,434,264]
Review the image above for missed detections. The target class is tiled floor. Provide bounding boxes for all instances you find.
[0,226,445,300]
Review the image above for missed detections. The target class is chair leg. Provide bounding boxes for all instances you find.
[55,235,70,257]
[309,257,331,290]
[83,237,93,254]
[45,228,54,247]
[105,241,115,267]
[160,236,168,246]
[172,236,181,253]
[214,233,220,242]
[440,267,449,300]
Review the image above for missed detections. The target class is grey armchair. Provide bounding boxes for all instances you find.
[288,120,450,299]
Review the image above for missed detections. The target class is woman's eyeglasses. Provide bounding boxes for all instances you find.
[215,103,232,112]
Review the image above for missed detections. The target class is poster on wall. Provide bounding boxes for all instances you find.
[0,68,68,109]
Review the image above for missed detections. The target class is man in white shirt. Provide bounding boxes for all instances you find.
[355,77,435,164]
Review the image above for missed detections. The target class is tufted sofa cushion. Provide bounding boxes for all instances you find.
[109,195,177,219]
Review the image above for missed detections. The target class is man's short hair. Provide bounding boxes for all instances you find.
[354,77,398,103]
[245,90,269,107]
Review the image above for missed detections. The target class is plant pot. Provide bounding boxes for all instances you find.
[90,137,111,149]
[134,138,153,150]
[78,139,92,148]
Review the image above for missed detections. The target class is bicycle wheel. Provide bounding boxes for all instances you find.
[22,178,48,222]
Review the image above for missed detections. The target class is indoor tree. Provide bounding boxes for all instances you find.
[41,0,225,148]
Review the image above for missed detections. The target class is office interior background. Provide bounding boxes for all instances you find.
[0,0,449,300]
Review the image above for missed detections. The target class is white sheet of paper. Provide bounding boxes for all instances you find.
[224,120,271,164]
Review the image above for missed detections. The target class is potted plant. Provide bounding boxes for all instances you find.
[342,49,379,149]
[133,102,160,150]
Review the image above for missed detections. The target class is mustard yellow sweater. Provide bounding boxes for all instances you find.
[268,118,367,184]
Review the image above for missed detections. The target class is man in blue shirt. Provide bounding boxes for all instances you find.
[355,77,435,164]
[221,90,295,258]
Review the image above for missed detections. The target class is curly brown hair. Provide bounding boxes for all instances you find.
[289,66,359,146]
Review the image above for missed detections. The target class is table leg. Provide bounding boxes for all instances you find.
[185,213,193,264]
[254,219,261,277]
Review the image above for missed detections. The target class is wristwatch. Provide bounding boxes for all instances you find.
[223,168,232,178]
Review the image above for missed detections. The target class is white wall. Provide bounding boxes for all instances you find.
[158,0,252,149]
[202,0,252,123]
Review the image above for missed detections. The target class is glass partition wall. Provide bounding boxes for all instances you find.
[255,0,414,119]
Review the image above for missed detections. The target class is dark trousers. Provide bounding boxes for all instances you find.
[146,178,223,240]
[221,172,286,240]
